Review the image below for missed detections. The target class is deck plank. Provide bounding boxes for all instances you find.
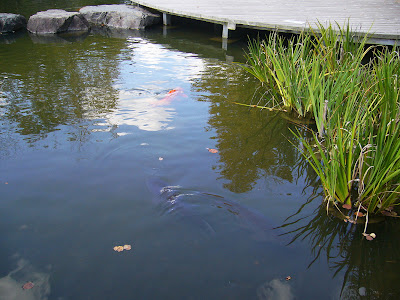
[131,0,400,43]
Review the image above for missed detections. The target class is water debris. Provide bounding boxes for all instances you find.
[158,157,164,161]
[342,203,351,210]
[382,210,398,217]
[381,207,397,217]
[343,216,357,224]
[22,282,34,290]
[113,244,132,252]
[206,148,218,153]
[362,233,376,241]
[285,276,292,281]
[113,246,124,252]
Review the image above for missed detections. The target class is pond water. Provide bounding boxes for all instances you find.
[1,1,400,299]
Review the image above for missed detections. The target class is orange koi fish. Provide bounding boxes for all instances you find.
[154,87,186,106]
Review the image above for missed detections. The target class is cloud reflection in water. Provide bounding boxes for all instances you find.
[105,89,177,132]
[0,258,50,300]
[257,278,294,300]
[98,37,205,133]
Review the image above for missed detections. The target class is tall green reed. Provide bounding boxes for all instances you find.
[242,23,400,215]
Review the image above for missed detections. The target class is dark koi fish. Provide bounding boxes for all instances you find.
[146,177,285,244]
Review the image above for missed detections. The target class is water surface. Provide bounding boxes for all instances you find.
[1,1,400,299]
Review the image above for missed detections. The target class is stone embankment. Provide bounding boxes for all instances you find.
[1,4,159,35]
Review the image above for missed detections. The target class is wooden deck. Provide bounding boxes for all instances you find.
[132,0,400,44]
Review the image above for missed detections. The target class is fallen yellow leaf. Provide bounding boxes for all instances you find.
[113,246,124,252]
[206,148,218,153]
[123,245,132,250]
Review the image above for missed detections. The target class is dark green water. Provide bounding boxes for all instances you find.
[1,1,400,299]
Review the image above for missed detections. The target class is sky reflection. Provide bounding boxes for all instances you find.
[99,37,205,132]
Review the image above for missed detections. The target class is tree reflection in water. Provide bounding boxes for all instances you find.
[192,61,307,193]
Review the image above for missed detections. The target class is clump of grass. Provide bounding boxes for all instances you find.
[242,23,400,216]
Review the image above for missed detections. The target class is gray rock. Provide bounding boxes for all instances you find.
[79,5,159,30]
[0,13,27,33]
[27,9,90,34]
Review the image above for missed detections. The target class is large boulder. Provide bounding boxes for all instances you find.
[0,13,27,33]
[79,5,159,30]
[27,9,90,34]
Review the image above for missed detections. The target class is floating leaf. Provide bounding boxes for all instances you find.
[342,203,351,210]
[362,233,376,241]
[22,282,34,290]
[354,211,365,217]
[123,244,132,250]
[206,148,218,153]
[382,210,397,217]
[113,246,124,252]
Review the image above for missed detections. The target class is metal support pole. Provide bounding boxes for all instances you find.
[222,38,228,50]
[222,24,229,39]
[221,22,236,39]
[163,13,171,26]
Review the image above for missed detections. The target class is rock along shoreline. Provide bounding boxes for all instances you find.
[1,4,160,35]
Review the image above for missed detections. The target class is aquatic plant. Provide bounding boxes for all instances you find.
[242,23,400,215]
[242,31,315,117]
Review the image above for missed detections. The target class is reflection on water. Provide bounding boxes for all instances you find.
[282,201,400,299]
[100,37,204,132]
[192,62,303,193]
[105,89,177,132]
[257,278,294,300]
[1,4,400,298]
[0,258,50,300]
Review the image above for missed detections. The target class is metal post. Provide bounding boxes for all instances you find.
[222,38,228,50]
[222,24,229,39]
[222,22,236,39]
[162,13,171,26]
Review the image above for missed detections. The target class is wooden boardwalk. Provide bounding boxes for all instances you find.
[132,0,400,44]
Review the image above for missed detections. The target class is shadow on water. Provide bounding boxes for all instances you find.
[281,198,400,299]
